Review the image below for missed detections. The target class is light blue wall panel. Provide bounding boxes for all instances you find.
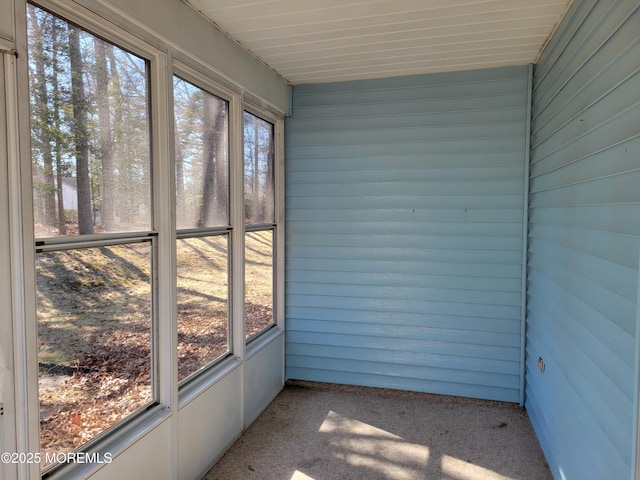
[285,65,530,403]
[526,0,640,478]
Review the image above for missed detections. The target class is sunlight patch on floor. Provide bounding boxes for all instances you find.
[320,410,430,479]
[442,455,512,480]
[289,471,315,480]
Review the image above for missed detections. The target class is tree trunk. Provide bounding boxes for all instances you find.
[51,20,66,235]
[253,115,259,202]
[31,11,57,228]
[200,94,218,226]
[68,25,94,235]
[266,122,274,220]
[95,38,115,231]
[175,137,185,218]
[214,101,227,222]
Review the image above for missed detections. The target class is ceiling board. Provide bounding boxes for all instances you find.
[185,0,572,84]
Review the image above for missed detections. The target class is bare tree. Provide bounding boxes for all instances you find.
[214,102,228,222]
[200,95,226,226]
[95,38,115,231]
[51,18,67,235]
[68,25,93,234]
[30,9,57,228]
[265,122,274,220]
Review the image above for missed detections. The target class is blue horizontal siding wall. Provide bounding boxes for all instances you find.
[526,0,640,478]
[285,66,530,403]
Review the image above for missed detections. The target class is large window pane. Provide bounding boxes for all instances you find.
[243,112,274,224]
[174,76,229,229]
[28,4,151,237]
[28,4,155,470]
[36,243,153,468]
[245,230,274,339]
[177,235,230,381]
[243,110,276,340]
[173,74,232,381]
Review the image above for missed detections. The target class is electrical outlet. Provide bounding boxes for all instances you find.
[0,403,3,416]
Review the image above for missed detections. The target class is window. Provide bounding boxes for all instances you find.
[243,111,276,339]
[24,1,284,474]
[27,3,155,469]
[173,75,231,382]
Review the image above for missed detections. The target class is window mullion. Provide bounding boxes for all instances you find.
[176,226,231,239]
[230,94,246,360]
[35,232,156,253]
[275,117,285,332]
[150,49,175,412]
[244,223,276,232]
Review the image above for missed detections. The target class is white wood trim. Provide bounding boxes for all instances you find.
[230,84,245,361]
[0,51,18,480]
[8,1,41,471]
[151,46,179,480]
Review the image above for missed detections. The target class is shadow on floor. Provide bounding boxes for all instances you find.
[203,380,551,480]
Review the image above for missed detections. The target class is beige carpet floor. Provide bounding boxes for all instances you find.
[203,380,552,480]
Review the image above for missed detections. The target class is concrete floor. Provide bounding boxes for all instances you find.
[203,380,552,480]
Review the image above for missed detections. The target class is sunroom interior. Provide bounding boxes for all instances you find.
[0,0,638,479]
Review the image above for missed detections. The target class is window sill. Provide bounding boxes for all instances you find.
[43,404,170,480]
[178,354,242,409]
[246,326,283,360]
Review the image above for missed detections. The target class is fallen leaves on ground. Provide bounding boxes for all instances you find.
[39,328,151,464]
[39,307,273,463]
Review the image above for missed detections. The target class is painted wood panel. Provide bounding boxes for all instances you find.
[243,333,285,427]
[285,65,530,402]
[526,1,640,478]
[177,368,243,480]
[87,420,172,480]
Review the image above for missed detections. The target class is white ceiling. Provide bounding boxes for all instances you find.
[184,0,572,85]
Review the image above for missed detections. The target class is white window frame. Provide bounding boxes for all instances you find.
[11,0,287,477]
[242,102,285,354]
[171,60,241,387]
[19,1,174,477]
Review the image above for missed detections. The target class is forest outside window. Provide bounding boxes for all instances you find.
[243,111,276,340]
[173,75,231,382]
[27,3,155,470]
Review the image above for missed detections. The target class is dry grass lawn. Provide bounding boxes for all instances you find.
[36,230,273,468]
